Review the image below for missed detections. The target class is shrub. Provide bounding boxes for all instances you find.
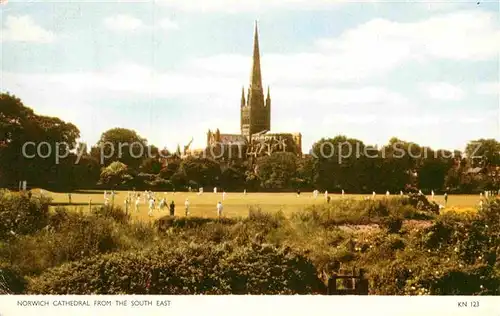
[28,242,326,295]
[0,190,51,239]
[0,263,26,294]
[92,205,130,224]
[246,207,286,232]
[1,210,126,275]
[407,193,439,214]
[154,216,236,232]
[381,216,403,234]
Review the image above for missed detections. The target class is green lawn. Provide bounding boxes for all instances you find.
[35,189,483,221]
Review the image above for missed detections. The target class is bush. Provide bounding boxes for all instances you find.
[0,264,26,294]
[147,178,174,191]
[381,216,403,234]
[0,190,51,239]
[0,209,135,276]
[155,216,236,232]
[92,205,130,224]
[28,242,326,295]
[407,193,439,214]
[246,207,286,231]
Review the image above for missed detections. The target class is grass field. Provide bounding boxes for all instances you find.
[35,189,483,222]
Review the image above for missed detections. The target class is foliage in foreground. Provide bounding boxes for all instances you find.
[28,242,325,295]
[0,190,52,240]
[0,192,498,295]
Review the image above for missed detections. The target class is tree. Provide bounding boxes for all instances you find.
[98,162,133,188]
[181,157,221,188]
[94,128,148,169]
[221,166,246,190]
[159,160,181,180]
[418,148,454,191]
[465,139,500,166]
[140,157,162,174]
[256,152,298,190]
[0,93,80,188]
[311,136,367,191]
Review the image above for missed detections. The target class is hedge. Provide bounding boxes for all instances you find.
[28,242,326,294]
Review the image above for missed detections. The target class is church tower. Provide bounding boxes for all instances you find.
[241,21,271,139]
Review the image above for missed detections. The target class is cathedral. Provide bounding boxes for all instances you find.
[206,22,302,158]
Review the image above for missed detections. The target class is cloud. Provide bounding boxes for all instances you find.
[422,82,466,101]
[155,0,347,13]
[103,14,145,31]
[1,15,55,43]
[103,15,179,33]
[476,82,500,95]
[155,0,472,13]
[188,10,499,88]
[314,10,500,75]
[158,18,179,30]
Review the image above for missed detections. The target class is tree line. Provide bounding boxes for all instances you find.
[1,93,499,193]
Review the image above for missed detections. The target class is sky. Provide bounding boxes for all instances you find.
[1,0,499,153]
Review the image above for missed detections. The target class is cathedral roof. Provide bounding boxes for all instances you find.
[219,134,247,144]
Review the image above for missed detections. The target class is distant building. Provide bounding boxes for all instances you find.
[207,22,302,159]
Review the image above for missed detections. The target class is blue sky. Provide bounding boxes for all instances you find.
[1,0,499,152]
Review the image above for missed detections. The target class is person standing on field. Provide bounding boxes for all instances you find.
[444,192,448,206]
[170,200,176,216]
[159,198,166,211]
[185,198,190,216]
[148,198,155,217]
[216,201,223,218]
[135,197,140,212]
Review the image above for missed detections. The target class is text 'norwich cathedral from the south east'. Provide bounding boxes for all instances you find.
[204,21,302,160]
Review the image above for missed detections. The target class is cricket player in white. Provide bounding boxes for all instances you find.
[148,199,155,217]
[159,198,166,211]
[135,198,140,212]
[217,201,223,218]
[185,198,190,216]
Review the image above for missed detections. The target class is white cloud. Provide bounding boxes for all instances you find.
[103,15,180,32]
[1,15,55,43]
[103,15,145,31]
[476,82,500,95]
[155,0,472,13]
[422,82,465,101]
[158,18,179,30]
[156,0,347,13]
[187,11,499,88]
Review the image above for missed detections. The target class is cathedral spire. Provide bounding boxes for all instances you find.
[250,20,262,90]
[241,86,246,107]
